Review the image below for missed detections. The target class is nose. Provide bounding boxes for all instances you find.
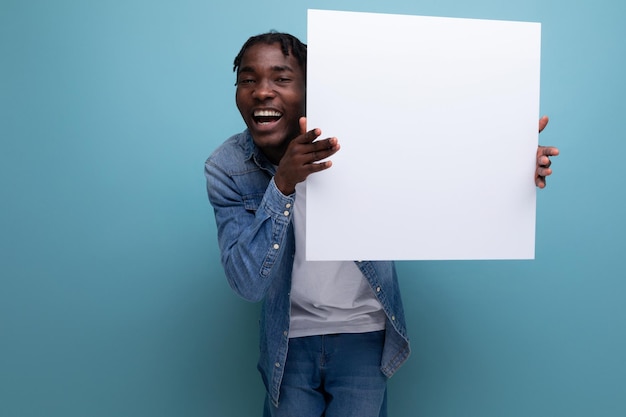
[252,79,275,100]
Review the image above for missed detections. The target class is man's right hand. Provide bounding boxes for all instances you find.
[274,117,341,195]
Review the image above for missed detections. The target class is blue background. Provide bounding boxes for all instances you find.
[2,1,624,416]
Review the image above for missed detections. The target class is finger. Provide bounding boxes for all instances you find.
[537,155,552,168]
[297,126,322,144]
[295,117,321,144]
[536,167,553,177]
[308,138,339,161]
[299,117,307,135]
[311,136,338,151]
[537,145,560,157]
[308,148,336,164]
[538,115,549,133]
[535,176,547,189]
[305,159,333,173]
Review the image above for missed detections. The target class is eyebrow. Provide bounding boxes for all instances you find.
[238,65,296,74]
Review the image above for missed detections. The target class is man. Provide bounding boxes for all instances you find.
[205,32,558,417]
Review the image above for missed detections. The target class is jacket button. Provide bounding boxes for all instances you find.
[273,243,280,250]
[275,362,281,368]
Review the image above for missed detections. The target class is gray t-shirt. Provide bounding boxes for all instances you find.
[288,182,386,338]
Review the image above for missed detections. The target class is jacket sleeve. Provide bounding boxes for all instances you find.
[205,158,295,302]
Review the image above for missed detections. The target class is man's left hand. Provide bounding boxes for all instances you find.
[536,116,559,189]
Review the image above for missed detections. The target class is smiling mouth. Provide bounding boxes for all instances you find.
[253,109,282,125]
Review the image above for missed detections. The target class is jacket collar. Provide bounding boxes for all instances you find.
[243,129,276,175]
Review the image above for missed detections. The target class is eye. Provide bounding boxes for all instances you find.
[237,78,255,85]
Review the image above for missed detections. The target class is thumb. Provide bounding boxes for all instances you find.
[538,115,549,133]
[299,117,307,135]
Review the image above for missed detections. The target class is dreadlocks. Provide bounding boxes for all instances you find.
[233,31,307,79]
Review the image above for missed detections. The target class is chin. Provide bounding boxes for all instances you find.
[251,130,289,148]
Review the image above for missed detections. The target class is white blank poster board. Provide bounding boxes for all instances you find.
[305,9,542,261]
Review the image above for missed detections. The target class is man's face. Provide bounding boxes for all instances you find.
[235,42,306,164]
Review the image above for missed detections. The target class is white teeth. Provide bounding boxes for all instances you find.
[254,109,282,117]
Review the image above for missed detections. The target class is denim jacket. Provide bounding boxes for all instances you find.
[205,130,410,406]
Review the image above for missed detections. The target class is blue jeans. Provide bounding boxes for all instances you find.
[263,331,388,417]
